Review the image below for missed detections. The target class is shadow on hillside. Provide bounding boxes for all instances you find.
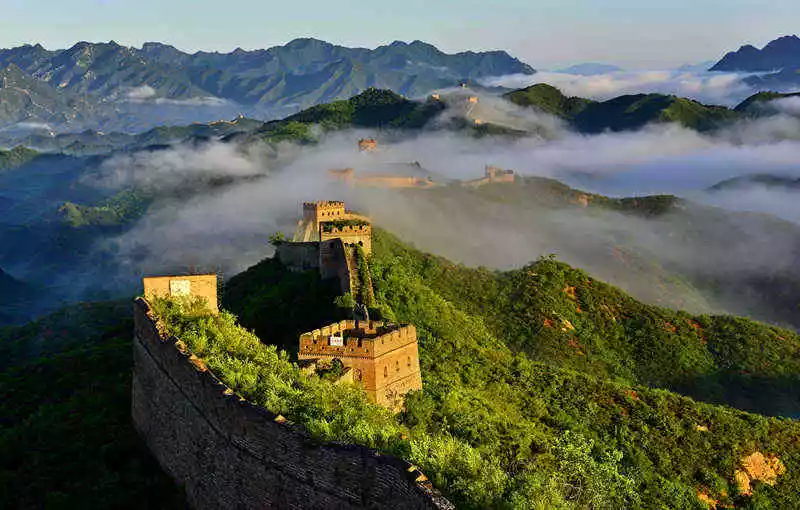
[674,373,800,418]
[223,257,347,357]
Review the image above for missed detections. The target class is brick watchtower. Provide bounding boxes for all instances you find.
[299,320,422,411]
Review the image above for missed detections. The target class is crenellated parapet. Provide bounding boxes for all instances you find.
[320,222,372,255]
[299,320,422,410]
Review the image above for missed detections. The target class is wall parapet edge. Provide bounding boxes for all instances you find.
[132,298,453,510]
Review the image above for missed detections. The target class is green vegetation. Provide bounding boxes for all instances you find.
[353,245,375,308]
[0,145,38,170]
[223,257,346,354]
[709,174,800,192]
[215,229,800,508]
[254,88,446,144]
[4,224,799,508]
[505,84,741,132]
[0,302,183,509]
[734,91,800,114]
[503,83,593,120]
[58,189,150,228]
[573,94,740,133]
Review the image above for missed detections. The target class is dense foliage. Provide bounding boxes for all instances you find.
[3,226,800,509]
[0,145,38,170]
[216,230,800,509]
[502,83,593,120]
[0,302,183,509]
[58,189,149,228]
[505,84,741,132]
[254,88,446,143]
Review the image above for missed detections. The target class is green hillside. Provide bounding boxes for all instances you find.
[735,91,800,114]
[58,189,150,228]
[505,84,741,132]
[215,229,800,509]
[503,83,593,119]
[2,228,799,508]
[253,88,446,143]
[0,145,38,170]
[0,302,184,508]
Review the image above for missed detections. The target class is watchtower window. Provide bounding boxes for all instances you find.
[407,356,411,368]
[395,360,400,372]
[383,366,388,378]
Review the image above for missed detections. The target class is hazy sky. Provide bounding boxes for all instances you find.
[1,0,798,69]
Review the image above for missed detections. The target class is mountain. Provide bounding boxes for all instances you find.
[709,173,800,192]
[0,115,265,155]
[734,90,800,114]
[556,62,623,75]
[504,83,740,132]
[3,228,799,508]
[711,35,800,72]
[710,35,800,87]
[0,145,38,170]
[0,267,36,323]
[0,39,534,133]
[0,64,100,127]
[503,83,593,119]
[222,229,800,508]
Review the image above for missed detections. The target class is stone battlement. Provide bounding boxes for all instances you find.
[322,224,372,234]
[304,200,346,210]
[299,319,422,410]
[320,222,372,255]
[299,321,418,359]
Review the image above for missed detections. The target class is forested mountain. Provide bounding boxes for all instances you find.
[504,83,741,132]
[6,227,797,508]
[0,39,533,133]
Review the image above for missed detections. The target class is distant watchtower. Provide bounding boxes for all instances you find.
[358,138,377,152]
[302,200,347,237]
[299,320,422,410]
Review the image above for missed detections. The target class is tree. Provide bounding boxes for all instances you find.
[268,231,286,246]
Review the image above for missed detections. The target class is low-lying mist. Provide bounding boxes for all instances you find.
[482,69,775,106]
[12,93,798,328]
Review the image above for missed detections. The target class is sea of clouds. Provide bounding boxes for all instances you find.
[482,69,773,107]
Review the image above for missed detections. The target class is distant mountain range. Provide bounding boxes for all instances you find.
[556,63,624,75]
[710,35,800,87]
[0,39,534,134]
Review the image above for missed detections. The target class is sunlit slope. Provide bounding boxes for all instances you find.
[223,228,800,508]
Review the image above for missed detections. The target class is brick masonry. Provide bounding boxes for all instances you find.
[132,298,452,510]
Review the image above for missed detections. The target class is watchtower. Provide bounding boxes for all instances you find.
[299,320,422,410]
[142,274,219,313]
[301,201,347,239]
[358,138,377,152]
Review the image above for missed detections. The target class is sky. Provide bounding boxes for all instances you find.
[1,0,798,69]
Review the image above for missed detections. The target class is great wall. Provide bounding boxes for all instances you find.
[328,134,517,189]
[131,129,520,507]
[134,202,444,509]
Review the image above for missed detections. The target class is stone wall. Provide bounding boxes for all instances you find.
[132,298,453,510]
[320,225,373,255]
[277,242,321,273]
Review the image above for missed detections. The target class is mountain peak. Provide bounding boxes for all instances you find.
[711,34,800,73]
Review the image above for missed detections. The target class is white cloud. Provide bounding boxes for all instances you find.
[124,85,229,107]
[482,70,759,106]
[771,97,800,116]
[126,85,157,100]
